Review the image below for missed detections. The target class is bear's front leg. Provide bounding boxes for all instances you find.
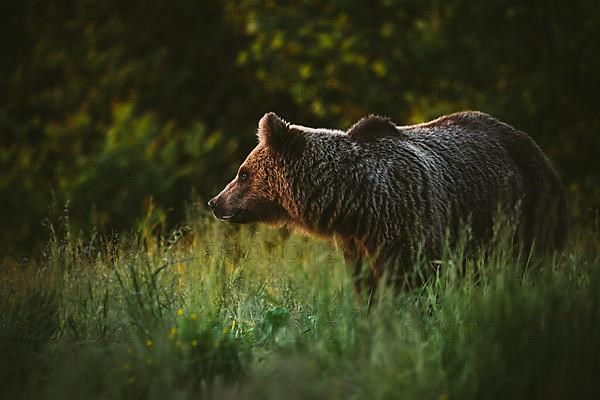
[342,238,377,296]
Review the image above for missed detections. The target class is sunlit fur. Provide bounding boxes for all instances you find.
[210,111,568,291]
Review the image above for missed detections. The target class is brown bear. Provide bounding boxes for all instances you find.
[208,111,568,291]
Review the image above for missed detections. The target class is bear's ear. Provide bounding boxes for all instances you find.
[258,112,288,144]
[257,112,305,154]
[347,115,400,142]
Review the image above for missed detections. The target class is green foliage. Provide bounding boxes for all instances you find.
[1,0,599,251]
[1,212,599,399]
[2,2,598,397]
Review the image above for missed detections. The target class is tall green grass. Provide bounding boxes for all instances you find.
[1,210,598,399]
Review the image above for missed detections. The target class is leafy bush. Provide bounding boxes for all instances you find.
[1,0,599,251]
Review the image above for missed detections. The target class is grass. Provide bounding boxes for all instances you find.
[1,209,599,400]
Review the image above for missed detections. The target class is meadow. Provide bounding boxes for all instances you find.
[1,208,599,400]
[3,2,599,399]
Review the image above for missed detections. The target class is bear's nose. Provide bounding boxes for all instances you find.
[207,197,217,210]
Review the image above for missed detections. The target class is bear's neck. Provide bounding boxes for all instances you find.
[286,136,372,238]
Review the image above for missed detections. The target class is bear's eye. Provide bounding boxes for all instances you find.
[239,171,249,182]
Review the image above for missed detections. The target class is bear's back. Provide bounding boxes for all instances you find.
[399,111,567,252]
[377,111,566,253]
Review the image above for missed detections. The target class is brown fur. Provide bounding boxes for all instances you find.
[209,111,568,292]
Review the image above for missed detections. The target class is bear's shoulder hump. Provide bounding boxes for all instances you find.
[346,115,403,142]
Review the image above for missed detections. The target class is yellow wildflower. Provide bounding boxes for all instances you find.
[177,308,184,316]
[191,312,198,321]
[145,339,153,348]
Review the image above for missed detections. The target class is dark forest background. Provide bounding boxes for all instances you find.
[1,0,599,255]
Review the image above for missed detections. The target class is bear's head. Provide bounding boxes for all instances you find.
[208,112,304,224]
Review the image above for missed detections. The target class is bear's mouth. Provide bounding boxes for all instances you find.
[219,210,247,223]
